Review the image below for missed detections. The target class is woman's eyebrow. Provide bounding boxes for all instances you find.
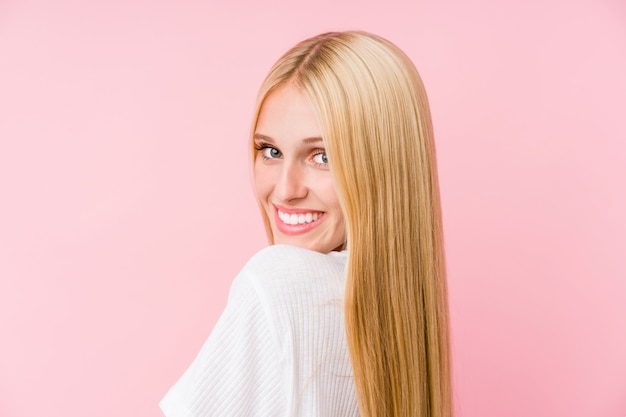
[253,133,274,142]
[254,133,323,144]
[302,137,323,144]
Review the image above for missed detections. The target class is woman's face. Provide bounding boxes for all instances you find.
[253,84,346,253]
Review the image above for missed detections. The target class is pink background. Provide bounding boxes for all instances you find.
[1,0,625,416]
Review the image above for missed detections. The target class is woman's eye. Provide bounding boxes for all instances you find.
[313,152,328,165]
[260,146,282,159]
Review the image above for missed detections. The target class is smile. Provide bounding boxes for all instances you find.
[277,209,324,225]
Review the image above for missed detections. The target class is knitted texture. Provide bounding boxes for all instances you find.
[160,244,359,417]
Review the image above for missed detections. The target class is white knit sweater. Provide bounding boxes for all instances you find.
[160,244,359,417]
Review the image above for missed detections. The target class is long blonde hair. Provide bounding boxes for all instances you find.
[251,31,452,417]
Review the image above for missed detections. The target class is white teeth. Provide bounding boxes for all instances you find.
[278,210,323,225]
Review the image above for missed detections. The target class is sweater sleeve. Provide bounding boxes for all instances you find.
[159,265,285,417]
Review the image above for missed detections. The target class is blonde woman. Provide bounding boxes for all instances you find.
[161,31,452,417]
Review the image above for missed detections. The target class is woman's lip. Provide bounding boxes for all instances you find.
[273,204,323,214]
[272,206,326,236]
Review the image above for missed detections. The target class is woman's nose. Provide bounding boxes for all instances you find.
[274,162,308,202]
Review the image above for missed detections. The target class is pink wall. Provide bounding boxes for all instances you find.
[1,0,624,416]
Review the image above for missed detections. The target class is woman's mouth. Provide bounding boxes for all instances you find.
[277,209,324,225]
[273,207,326,235]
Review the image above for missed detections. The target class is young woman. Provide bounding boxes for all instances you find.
[161,31,452,417]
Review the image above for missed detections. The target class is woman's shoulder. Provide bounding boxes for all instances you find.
[242,244,347,281]
[231,244,347,319]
